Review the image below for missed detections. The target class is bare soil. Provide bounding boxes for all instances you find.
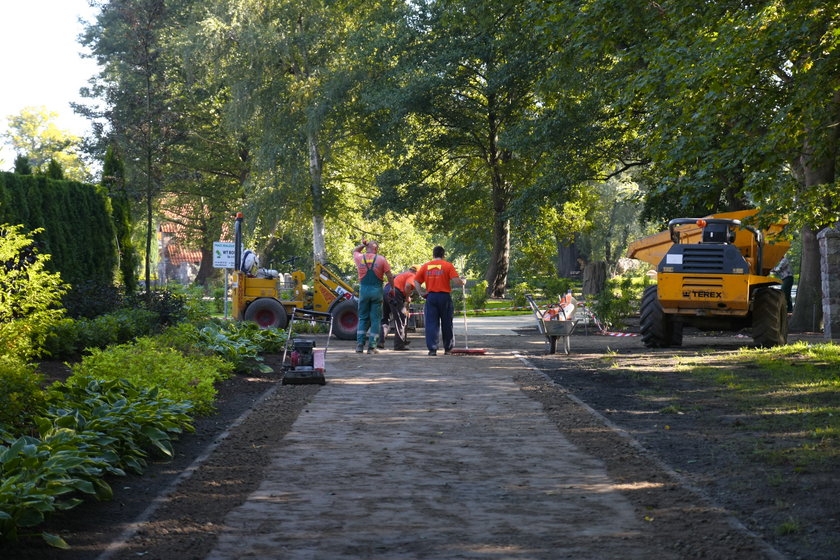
[5,326,837,560]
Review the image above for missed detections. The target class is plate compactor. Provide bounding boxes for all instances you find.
[281,309,332,385]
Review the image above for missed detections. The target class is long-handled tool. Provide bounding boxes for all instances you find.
[450,283,486,355]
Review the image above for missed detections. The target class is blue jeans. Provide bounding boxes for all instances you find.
[424,292,454,351]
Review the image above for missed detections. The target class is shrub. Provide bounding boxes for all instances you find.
[212,286,226,313]
[0,376,193,548]
[543,276,574,301]
[69,337,233,415]
[44,375,194,472]
[41,309,160,360]
[157,320,286,373]
[74,308,160,353]
[509,282,530,308]
[0,224,67,360]
[0,357,45,430]
[125,289,188,326]
[166,284,217,321]
[61,281,123,319]
[466,280,488,311]
[591,278,637,330]
[40,318,79,359]
[0,428,115,548]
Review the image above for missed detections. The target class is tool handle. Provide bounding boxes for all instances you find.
[461,283,469,349]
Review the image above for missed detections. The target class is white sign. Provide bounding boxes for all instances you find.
[213,242,236,269]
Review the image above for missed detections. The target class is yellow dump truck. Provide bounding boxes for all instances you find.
[627,209,789,347]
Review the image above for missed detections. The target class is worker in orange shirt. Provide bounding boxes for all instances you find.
[381,265,418,350]
[413,246,465,356]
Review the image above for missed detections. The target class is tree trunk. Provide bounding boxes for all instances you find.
[789,225,822,332]
[145,163,153,290]
[308,131,327,264]
[484,215,510,297]
[788,111,838,332]
[555,235,580,277]
[484,97,511,298]
[194,246,215,286]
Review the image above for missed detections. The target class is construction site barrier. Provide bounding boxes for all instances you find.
[408,304,640,337]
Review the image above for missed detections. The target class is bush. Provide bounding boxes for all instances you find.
[0,224,67,360]
[156,320,286,373]
[61,281,123,319]
[166,284,217,321]
[41,309,160,360]
[0,357,45,430]
[466,280,488,311]
[543,276,574,301]
[45,375,195,472]
[69,337,233,415]
[509,282,530,308]
[590,275,647,330]
[124,289,188,326]
[75,309,160,353]
[0,376,193,547]
[212,286,226,313]
[40,318,79,360]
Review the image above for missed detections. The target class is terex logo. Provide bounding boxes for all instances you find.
[683,290,723,298]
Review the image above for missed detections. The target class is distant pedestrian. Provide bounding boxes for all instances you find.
[771,254,794,313]
[353,240,395,354]
[381,266,418,350]
[414,246,465,356]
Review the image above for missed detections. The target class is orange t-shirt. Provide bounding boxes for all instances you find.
[415,260,459,293]
[393,271,416,295]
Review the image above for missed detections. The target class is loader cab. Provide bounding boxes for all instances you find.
[701,222,736,244]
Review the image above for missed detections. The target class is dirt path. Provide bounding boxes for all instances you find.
[9,316,832,559]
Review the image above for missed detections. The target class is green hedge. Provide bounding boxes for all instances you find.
[0,172,116,289]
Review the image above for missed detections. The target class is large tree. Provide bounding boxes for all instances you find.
[370,0,548,296]
[80,0,184,289]
[3,106,91,181]
[533,1,839,331]
[196,0,397,265]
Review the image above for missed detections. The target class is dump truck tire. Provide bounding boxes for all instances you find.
[639,285,679,348]
[752,288,788,347]
[244,298,288,329]
[330,299,358,340]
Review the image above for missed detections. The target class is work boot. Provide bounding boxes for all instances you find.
[444,349,452,355]
[368,347,379,354]
[355,344,364,353]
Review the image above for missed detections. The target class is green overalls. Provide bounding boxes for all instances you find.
[357,255,384,350]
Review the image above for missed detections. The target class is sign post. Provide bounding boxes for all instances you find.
[213,242,237,318]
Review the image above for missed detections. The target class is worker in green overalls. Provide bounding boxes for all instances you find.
[352,239,395,354]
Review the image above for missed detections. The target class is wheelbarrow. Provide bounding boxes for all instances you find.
[542,318,577,354]
[525,294,578,355]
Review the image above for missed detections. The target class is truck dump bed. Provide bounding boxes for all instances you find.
[626,209,789,276]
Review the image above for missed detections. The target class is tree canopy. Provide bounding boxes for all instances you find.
[73,0,837,322]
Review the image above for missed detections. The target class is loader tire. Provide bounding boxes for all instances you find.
[244,298,288,329]
[639,285,680,348]
[330,299,358,341]
[752,288,788,347]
